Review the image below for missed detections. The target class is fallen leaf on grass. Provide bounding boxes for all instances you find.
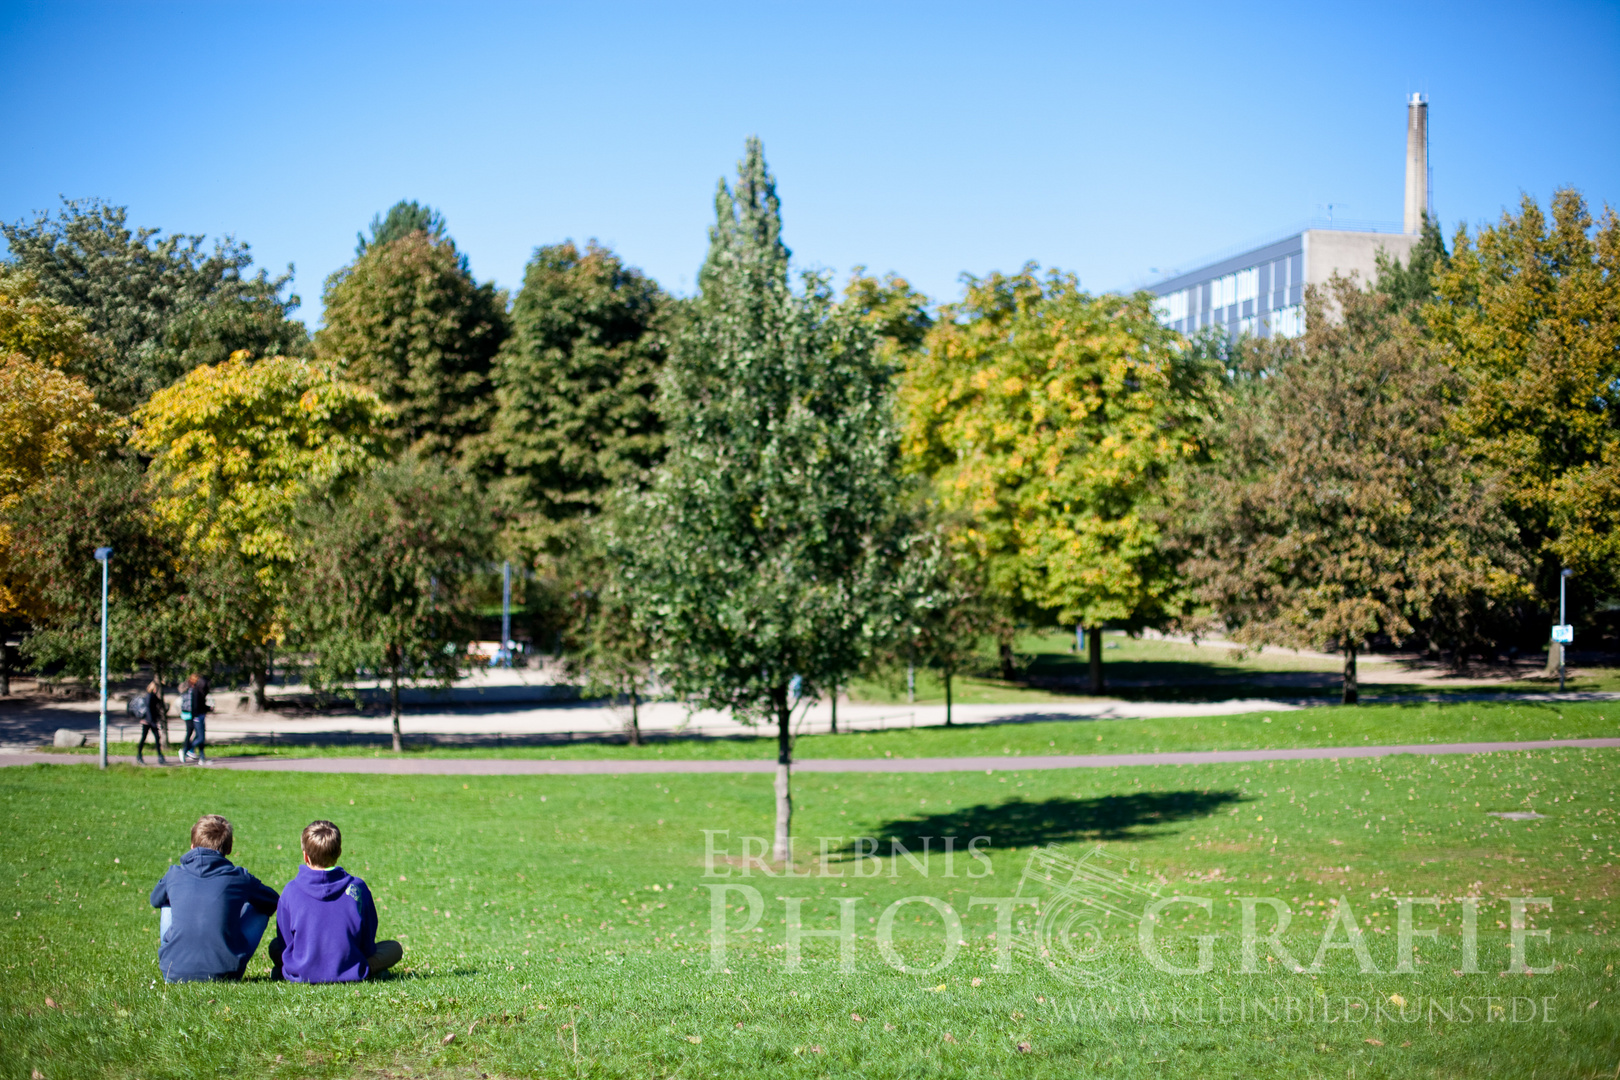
[850,1013,862,1022]
[44,997,57,1009]
[1017,1042,1032,1053]
[1388,994,1406,1008]
[927,983,946,992]
[809,1045,823,1054]
[971,977,983,987]
[1365,1038,1383,1047]
[32,1071,44,1079]
[943,1032,957,1044]
[441,1033,455,1046]
[1400,1041,1411,1047]
[685,1035,701,1044]
[467,1020,479,1036]
[883,1023,895,1032]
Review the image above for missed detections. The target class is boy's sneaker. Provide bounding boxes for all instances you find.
[182,751,196,764]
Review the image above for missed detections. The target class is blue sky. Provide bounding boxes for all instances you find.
[2,1,1616,323]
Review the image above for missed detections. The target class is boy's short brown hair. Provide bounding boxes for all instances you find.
[191,814,233,855]
[302,820,342,867]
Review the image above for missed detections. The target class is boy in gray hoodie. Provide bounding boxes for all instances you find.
[149,815,279,982]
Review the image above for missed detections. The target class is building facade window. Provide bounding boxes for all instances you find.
[1268,304,1304,338]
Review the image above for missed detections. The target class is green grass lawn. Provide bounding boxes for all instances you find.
[45,699,1620,763]
[3,744,1617,1077]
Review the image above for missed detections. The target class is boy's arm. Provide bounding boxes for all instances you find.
[149,867,171,908]
[244,873,279,914]
[357,881,378,957]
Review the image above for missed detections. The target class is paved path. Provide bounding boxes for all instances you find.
[4,737,1615,775]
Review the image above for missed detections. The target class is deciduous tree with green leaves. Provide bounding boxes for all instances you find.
[1178,277,1528,702]
[316,208,507,461]
[630,139,909,860]
[900,267,1214,692]
[3,199,308,412]
[478,240,669,556]
[290,455,494,751]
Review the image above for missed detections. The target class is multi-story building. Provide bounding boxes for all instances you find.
[1149,94,1431,339]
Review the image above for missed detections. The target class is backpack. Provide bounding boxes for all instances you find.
[127,692,151,722]
[179,687,196,714]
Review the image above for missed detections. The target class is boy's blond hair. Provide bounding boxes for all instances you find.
[191,814,232,855]
[302,820,342,868]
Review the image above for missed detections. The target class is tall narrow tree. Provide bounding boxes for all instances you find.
[631,139,908,861]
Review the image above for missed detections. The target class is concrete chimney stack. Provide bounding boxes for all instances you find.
[1404,93,1428,234]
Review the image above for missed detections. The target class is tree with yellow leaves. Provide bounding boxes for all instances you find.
[899,266,1216,691]
[131,353,391,707]
[1425,188,1620,656]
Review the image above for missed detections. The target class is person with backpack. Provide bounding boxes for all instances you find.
[179,672,211,765]
[129,679,169,765]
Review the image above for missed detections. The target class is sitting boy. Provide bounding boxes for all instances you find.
[150,814,279,982]
[268,820,402,982]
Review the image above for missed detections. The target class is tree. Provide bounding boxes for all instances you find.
[3,458,192,693]
[840,268,933,358]
[556,519,655,745]
[899,267,1215,692]
[1376,212,1450,314]
[631,139,909,861]
[316,218,506,461]
[477,240,669,555]
[1425,190,1620,641]
[290,455,493,752]
[357,200,448,256]
[1177,277,1528,703]
[3,199,308,412]
[0,265,97,374]
[131,353,391,707]
[870,526,1002,727]
[0,356,119,637]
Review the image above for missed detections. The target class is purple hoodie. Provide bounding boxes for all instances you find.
[273,864,378,983]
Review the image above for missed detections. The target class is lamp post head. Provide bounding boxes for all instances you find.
[1562,569,1574,579]
[93,546,113,562]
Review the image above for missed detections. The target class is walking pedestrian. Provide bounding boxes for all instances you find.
[180,672,211,764]
[130,679,169,764]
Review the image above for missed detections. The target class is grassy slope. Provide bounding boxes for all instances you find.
[45,699,1620,762]
[2,748,1616,1078]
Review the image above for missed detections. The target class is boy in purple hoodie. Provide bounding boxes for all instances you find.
[267,820,402,982]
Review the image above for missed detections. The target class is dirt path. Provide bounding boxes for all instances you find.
[3,737,1615,775]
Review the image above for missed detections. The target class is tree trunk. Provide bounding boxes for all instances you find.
[999,640,1017,682]
[944,668,953,727]
[1342,643,1358,705]
[0,638,10,696]
[249,659,270,713]
[829,685,837,735]
[1088,626,1104,694]
[1545,639,1562,678]
[625,682,643,746]
[772,684,793,865]
[390,648,403,753]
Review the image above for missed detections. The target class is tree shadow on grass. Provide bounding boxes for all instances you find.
[842,789,1245,855]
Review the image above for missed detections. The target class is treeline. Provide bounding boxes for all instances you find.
[2,143,1617,775]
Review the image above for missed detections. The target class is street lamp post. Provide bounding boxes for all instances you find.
[501,560,512,666]
[1558,569,1575,693]
[94,546,113,769]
